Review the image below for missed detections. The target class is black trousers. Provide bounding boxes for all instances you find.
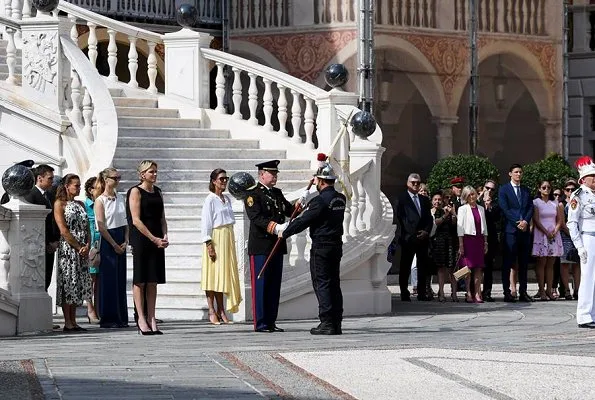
[399,239,429,297]
[45,252,55,291]
[310,245,343,324]
[482,239,498,295]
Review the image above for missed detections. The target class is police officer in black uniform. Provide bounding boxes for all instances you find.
[244,160,296,332]
[279,161,346,335]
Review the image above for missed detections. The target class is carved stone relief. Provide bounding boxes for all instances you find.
[22,31,58,94]
[18,224,45,288]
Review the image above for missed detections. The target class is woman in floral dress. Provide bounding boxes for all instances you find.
[54,174,92,332]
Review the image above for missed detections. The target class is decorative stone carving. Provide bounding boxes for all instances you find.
[0,208,11,292]
[18,224,45,288]
[2,165,35,198]
[22,31,58,94]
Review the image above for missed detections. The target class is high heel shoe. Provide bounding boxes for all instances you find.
[451,293,459,302]
[218,311,233,324]
[474,295,484,303]
[136,322,154,336]
[87,315,100,324]
[208,311,221,325]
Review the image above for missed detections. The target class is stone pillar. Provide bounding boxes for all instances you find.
[433,116,458,159]
[232,200,250,322]
[0,207,11,292]
[542,118,562,155]
[19,15,65,113]
[162,29,212,109]
[3,198,52,334]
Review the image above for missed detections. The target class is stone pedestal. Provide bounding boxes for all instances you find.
[163,29,212,109]
[232,200,250,322]
[3,198,52,334]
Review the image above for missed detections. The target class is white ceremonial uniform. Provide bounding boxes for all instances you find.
[567,185,595,325]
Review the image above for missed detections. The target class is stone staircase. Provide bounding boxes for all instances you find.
[108,88,312,319]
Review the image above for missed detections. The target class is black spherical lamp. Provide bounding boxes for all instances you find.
[2,164,35,199]
[32,0,59,13]
[228,172,256,200]
[176,4,198,28]
[350,110,376,139]
[324,64,349,89]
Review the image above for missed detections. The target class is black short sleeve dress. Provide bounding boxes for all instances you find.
[128,185,166,284]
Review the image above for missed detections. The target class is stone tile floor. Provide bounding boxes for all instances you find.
[1,284,594,399]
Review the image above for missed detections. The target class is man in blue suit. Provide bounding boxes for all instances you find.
[499,163,534,302]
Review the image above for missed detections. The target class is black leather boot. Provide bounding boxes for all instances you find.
[310,321,340,335]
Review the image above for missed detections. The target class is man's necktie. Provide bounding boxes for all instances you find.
[413,194,421,215]
[514,186,521,201]
[43,191,51,206]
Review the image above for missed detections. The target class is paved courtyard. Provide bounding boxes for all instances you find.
[1,285,595,400]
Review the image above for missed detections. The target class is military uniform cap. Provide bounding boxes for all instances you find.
[450,176,465,187]
[256,160,280,172]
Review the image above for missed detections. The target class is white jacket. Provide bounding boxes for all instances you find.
[457,204,488,237]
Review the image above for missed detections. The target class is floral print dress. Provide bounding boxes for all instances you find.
[56,201,92,306]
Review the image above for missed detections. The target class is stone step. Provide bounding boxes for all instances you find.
[115,106,179,118]
[118,168,313,181]
[112,97,158,108]
[119,178,301,192]
[165,215,201,229]
[126,253,202,268]
[0,48,22,57]
[126,294,210,317]
[0,60,22,70]
[118,127,230,139]
[109,88,125,96]
[114,148,287,160]
[168,228,202,242]
[113,158,309,170]
[117,137,259,149]
[163,204,201,217]
[118,116,201,128]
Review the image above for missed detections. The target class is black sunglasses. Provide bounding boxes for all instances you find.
[564,187,575,192]
[409,181,420,186]
[553,193,561,196]
[108,176,121,181]
[484,186,495,191]
[217,177,229,182]
[541,186,551,190]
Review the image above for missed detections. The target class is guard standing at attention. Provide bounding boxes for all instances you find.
[244,160,300,333]
[567,156,595,329]
[278,158,346,335]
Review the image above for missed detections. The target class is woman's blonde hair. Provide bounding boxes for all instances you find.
[137,160,158,183]
[460,185,477,203]
[94,167,118,198]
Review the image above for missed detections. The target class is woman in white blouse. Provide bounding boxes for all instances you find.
[201,168,242,324]
[457,186,488,303]
[94,167,129,328]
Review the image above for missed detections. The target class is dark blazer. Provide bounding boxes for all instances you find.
[395,191,433,245]
[24,186,59,244]
[498,182,534,234]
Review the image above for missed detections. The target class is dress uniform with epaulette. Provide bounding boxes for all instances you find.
[280,160,346,335]
[244,160,295,332]
[567,156,595,329]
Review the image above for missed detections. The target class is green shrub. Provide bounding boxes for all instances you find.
[522,153,578,195]
[427,155,499,193]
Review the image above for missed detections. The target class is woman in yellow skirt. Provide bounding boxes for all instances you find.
[201,168,242,324]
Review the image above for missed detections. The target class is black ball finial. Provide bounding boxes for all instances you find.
[2,165,35,198]
[350,110,376,139]
[228,172,256,200]
[177,4,198,28]
[32,0,59,13]
[324,64,349,88]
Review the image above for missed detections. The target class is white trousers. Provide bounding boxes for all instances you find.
[577,235,595,324]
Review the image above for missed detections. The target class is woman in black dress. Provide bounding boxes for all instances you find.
[127,160,168,335]
[430,191,458,302]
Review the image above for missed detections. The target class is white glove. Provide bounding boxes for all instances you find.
[579,247,588,264]
[274,222,288,235]
[298,190,309,205]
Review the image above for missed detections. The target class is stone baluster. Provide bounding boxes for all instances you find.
[506,0,513,33]
[331,0,338,22]
[303,98,315,149]
[4,2,12,33]
[342,197,352,241]
[349,178,360,236]
[0,213,11,292]
[352,0,357,23]
[231,67,243,119]
[294,230,307,266]
[497,0,505,33]
[522,0,528,34]
[317,0,324,23]
[70,69,83,125]
[392,0,399,25]
[231,0,238,28]
[4,27,16,85]
[247,72,258,125]
[10,0,21,22]
[69,15,78,44]
[147,41,158,94]
[262,78,273,130]
[276,0,284,26]
[356,178,366,230]
[87,22,98,70]
[487,0,494,32]
[107,29,118,82]
[127,36,138,88]
[415,0,421,27]
[277,84,288,136]
[91,110,97,141]
[290,90,302,143]
[22,0,30,18]
[264,0,271,27]
[215,62,226,113]
[242,0,249,28]
[342,0,349,22]
[254,0,261,27]
[82,87,94,142]
[407,0,413,26]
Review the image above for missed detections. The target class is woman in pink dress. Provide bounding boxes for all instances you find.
[457,186,488,303]
[532,180,563,301]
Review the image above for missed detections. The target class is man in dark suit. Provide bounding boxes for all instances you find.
[395,173,434,301]
[499,163,534,303]
[24,164,59,291]
[478,179,500,302]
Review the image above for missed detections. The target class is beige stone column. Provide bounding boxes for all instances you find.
[542,118,562,155]
[433,116,458,159]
